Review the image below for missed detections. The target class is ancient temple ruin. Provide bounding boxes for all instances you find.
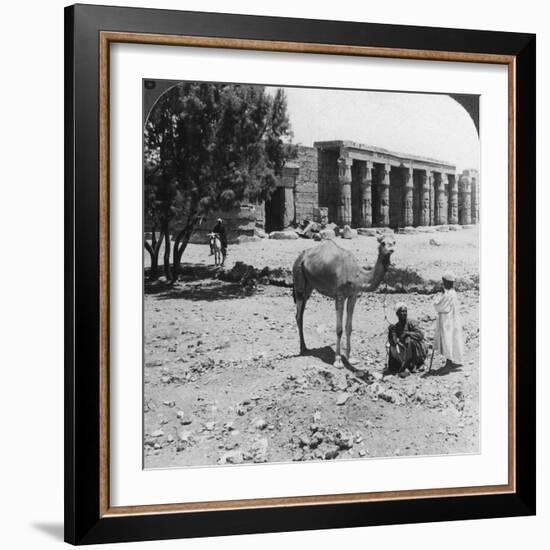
[265,140,479,233]
[190,139,479,243]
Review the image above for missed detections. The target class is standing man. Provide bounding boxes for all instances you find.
[210,218,228,257]
[433,272,464,368]
[387,302,428,377]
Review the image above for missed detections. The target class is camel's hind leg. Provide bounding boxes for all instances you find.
[334,296,345,368]
[345,295,358,365]
[292,255,311,355]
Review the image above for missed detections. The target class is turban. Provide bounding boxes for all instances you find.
[442,271,455,282]
[395,302,407,313]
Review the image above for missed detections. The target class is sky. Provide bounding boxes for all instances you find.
[266,86,480,173]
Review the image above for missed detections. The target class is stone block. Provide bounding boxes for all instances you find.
[236,235,261,244]
[341,225,357,239]
[397,226,418,235]
[326,222,340,236]
[357,228,379,237]
[416,226,436,233]
[319,228,336,240]
[269,230,299,240]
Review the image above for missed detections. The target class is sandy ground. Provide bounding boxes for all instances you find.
[144,228,479,468]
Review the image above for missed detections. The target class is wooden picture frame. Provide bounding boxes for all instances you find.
[65,3,536,545]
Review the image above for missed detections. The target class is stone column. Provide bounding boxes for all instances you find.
[377,163,391,227]
[459,173,472,225]
[419,171,431,226]
[447,174,458,225]
[471,173,479,224]
[337,155,352,227]
[429,171,435,226]
[434,173,448,225]
[402,166,414,227]
[360,161,373,227]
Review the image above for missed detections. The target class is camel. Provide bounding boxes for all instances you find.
[292,234,396,368]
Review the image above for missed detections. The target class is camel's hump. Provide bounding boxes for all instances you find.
[300,240,359,275]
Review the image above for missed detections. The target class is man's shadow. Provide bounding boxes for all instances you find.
[422,362,463,377]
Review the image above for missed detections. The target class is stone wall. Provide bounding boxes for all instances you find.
[293,146,319,222]
[189,203,265,244]
[317,149,339,223]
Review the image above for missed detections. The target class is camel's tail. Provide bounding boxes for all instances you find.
[292,251,308,303]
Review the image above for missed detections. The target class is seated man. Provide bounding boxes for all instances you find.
[387,303,428,377]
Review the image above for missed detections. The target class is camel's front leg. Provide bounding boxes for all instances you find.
[345,295,359,365]
[334,297,345,368]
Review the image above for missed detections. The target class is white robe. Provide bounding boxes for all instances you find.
[433,288,464,364]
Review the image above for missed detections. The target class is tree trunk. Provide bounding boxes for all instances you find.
[161,219,172,280]
[144,227,165,281]
[171,219,196,282]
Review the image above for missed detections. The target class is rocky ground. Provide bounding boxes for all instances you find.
[144,227,479,469]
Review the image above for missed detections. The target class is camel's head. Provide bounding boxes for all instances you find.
[377,234,396,266]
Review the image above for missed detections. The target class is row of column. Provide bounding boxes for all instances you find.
[336,155,475,228]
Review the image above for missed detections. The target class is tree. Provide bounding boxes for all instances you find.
[144,83,294,280]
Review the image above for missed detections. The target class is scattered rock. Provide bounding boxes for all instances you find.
[236,235,261,244]
[269,230,298,240]
[336,392,350,406]
[378,389,406,405]
[219,450,244,464]
[150,429,164,438]
[178,430,193,442]
[319,228,336,240]
[341,225,358,239]
[334,431,354,450]
[204,421,216,431]
[332,372,348,392]
[250,438,269,463]
[324,446,340,460]
[253,418,268,430]
[429,238,441,246]
[397,226,418,235]
[357,228,379,237]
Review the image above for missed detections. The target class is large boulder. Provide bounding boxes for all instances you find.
[269,230,299,240]
[325,222,340,236]
[357,228,379,237]
[341,225,358,239]
[319,228,336,240]
[301,221,319,239]
[435,225,450,232]
[397,226,418,235]
[236,235,261,244]
[448,225,462,231]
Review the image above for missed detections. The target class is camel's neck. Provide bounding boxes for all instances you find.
[359,253,390,292]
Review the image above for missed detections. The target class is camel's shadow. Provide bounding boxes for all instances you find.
[301,346,368,379]
[303,345,335,365]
